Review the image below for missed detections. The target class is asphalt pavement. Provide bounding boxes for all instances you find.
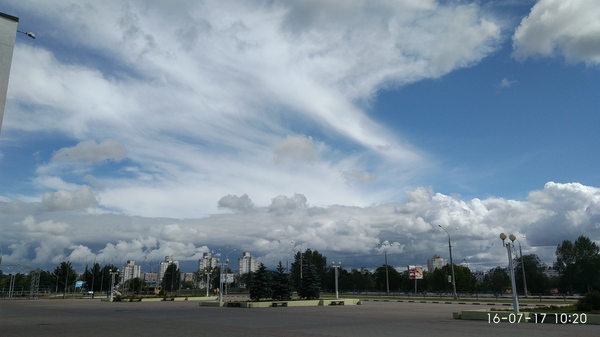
[0,299,597,336]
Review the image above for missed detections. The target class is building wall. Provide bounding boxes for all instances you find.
[198,252,218,272]
[0,12,19,135]
[238,251,257,275]
[427,255,448,272]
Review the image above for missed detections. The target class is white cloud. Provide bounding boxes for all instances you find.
[218,194,255,213]
[41,185,99,211]
[0,182,599,272]
[52,139,127,163]
[512,0,600,65]
[341,169,377,184]
[269,193,308,214]
[273,135,318,163]
[2,0,505,219]
[498,77,516,88]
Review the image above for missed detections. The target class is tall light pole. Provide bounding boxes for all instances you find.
[292,240,309,280]
[438,225,457,299]
[377,243,390,295]
[216,258,223,305]
[332,261,341,299]
[500,233,520,313]
[515,238,528,297]
[109,269,119,302]
[204,268,212,297]
[220,249,236,294]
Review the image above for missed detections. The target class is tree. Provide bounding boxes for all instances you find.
[53,262,78,295]
[348,268,374,294]
[290,249,327,291]
[555,236,600,293]
[100,264,119,295]
[163,263,180,293]
[249,263,272,301]
[374,265,401,293]
[483,267,510,294]
[514,254,549,294]
[298,264,320,299]
[125,277,145,294]
[272,261,293,301]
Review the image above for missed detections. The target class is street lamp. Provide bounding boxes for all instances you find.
[17,30,35,39]
[500,233,520,313]
[515,238,528,297]
[204,267,212,297]
[291,240,310,279]
[332,261,341,299]
[216,258,223,305]
[109,269,119,302]
[377,243,390,296]
[220,249,236,294]
[438,225,457,299]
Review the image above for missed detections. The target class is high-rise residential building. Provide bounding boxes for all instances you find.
[238,252,258,275]
[158,256,179,284]
[121,260,141,284]
[427,255,448,272]
[198,252,218,271]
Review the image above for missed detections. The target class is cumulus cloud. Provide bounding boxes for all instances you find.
[52,139,127,163]
[513,0,600,65]
[1,182,599,272]
[41,185,99,211]
[218,194,254,213]
[269,193,308,214]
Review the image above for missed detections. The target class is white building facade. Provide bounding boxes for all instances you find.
[121,260,141,283]
[427,255,448,272]
[238,252,258,275]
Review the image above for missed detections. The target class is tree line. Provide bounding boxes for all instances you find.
[2,236,599,297]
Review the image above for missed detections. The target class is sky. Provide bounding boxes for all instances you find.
[1,0,599,275]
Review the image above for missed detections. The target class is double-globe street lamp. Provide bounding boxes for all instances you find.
[219,249,236,294]
[438,225,457,299]
[331,261,341,299]
[500,233,520,313]
[109,269,119,302]
[204,267,213,297]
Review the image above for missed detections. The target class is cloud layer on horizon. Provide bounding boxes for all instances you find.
[1,182,599,272]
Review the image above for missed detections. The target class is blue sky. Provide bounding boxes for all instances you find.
[1,0,599,274]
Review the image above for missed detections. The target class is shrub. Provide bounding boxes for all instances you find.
[576,291,600,312]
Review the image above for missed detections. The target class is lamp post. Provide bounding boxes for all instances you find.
[17,30,35,39]
[220,249,236,295]
[332,261,341,299]
[109,269,119,302]
[500,233,520,313]
[204,268,212,297]
[292,240,310,280]
[515,238,528,297]
[438,225,457,299]
[216,258,223,305]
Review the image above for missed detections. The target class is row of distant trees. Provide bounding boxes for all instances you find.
[2,236,599,296]
[246,236,600,297]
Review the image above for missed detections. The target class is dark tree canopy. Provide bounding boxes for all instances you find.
[272,261,293,301]
[298,264,320,300]
[555,236,600,293]
[249,263,272,301]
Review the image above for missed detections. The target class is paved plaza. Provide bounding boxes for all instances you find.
[0,299,597,337]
